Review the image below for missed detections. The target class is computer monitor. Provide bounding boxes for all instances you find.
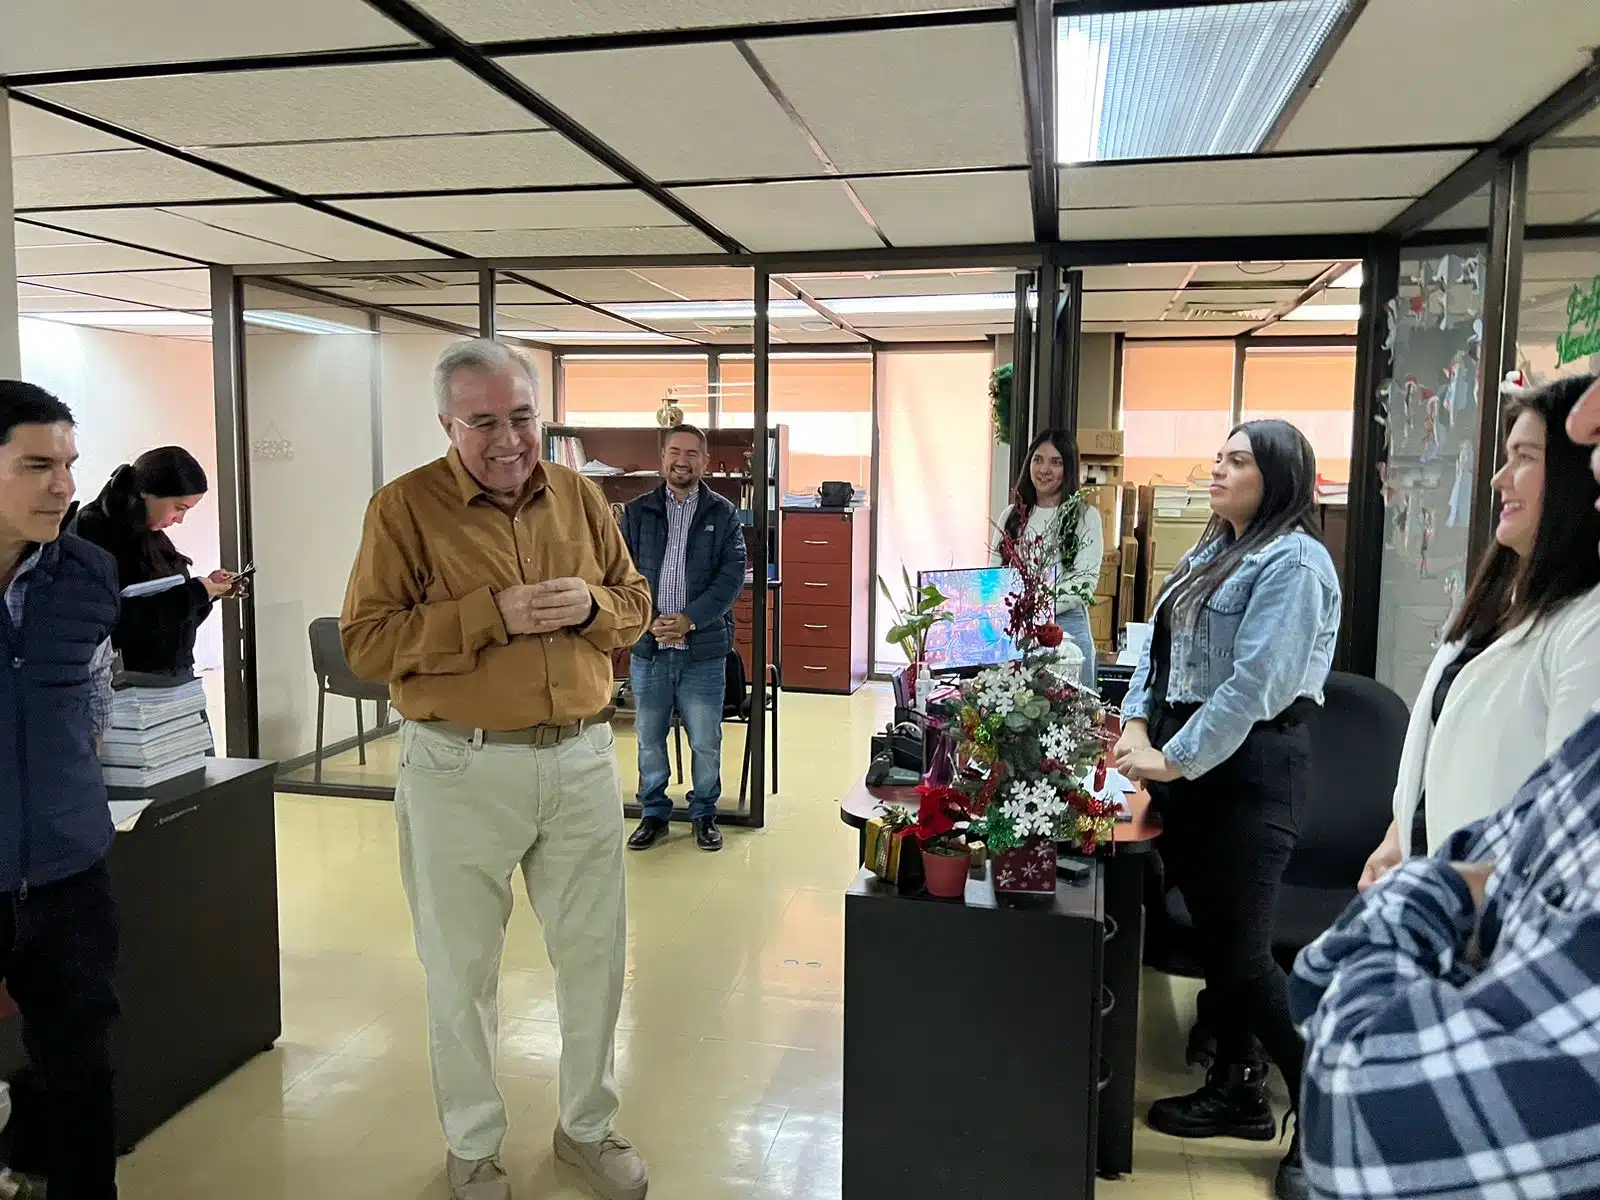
[918,566,1022,675]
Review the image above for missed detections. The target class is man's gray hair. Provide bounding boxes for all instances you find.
[434,339,540,414]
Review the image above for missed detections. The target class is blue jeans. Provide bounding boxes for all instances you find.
[631,652,725,821]
[1057,603,1097,691]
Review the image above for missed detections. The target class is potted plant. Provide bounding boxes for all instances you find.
[906,785,972,900]
[878,566,952,700]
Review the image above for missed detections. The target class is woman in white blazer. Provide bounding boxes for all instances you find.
[1361,372,1600,887]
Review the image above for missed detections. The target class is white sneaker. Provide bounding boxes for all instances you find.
[446,1151,510,1200]
[553,1126,648,1200]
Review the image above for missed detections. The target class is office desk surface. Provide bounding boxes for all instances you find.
[838,775,1163,851]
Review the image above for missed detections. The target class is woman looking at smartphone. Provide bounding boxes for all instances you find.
[1360,371,1600,886]
[996,428,1104,688]
[1115,420,1341,1200]
[72,446,242,681]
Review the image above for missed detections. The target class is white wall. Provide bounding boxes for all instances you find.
[18,319,222,669]
[243,323,374,763]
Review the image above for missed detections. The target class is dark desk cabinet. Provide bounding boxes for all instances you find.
[843,865,1104,1200]
[0,759,282,1154]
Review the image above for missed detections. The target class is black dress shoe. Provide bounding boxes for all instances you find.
[627,817,670,850]
[1147,1062,1276,1141]
[693,817,723,852]
[1274,1115,1309,1200]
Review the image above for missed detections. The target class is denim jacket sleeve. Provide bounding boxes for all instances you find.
[1162,554,1331,779]
[1121,625,1156,722]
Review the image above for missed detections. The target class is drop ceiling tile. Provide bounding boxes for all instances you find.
[862,324,992,342]
[519,270,684,303]
[437,227,721,256]
[13,222,100,249]
[285,278,482,306]
[1277,0,1600,150]
[1422,187,1491,233]
[1080,264,1197,291]
[37,208,328,265]
[672,180,878,251]
[1528,192,1600,225]
[414,0,1004,42]
[631,268,757,302]
[336,191,682,232]
[785,269,1022,298]
[166,204,447,262]
[500,43,822,181]
[13,149,264,209]
[20,269,212,308]
[17,284,154,314]
[751,24,1027,173]
[1080,292,1177,322]
[0,0,416,74]
[1530,146,1600,195]
[23,61,540,146]
[15,240,190,274]
[499,307,646,334]
[6,100,133,156]
[1190,262,1332,285]
[1060,152,1471,210]
[1059,199,1403,240]
[206,131,619,194]
[851,170,1032,245]
[1560,103,1600,139]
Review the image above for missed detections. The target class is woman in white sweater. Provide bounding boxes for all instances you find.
[996,429,1104,687]
[1361,371,1600,887]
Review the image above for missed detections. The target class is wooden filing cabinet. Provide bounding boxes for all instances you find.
[781,509,871,694]
[732,584,775,685]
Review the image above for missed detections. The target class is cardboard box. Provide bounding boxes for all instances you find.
[1079,429,1125,457]
[1095,552,1120,598]
[1089,596,1114,642]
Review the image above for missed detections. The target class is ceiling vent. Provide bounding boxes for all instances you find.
[1183,303,1273,321]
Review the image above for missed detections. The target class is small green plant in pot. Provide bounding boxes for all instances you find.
[878,565,952,673]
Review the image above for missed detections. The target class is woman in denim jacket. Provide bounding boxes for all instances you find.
[1115,419,1341,1200]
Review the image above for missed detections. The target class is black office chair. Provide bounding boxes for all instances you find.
[1144,672,1409,1033]
[669,649,779,808]
[308,617,391,783]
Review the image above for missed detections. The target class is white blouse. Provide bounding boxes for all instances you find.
[994,500,1104,613]
[1393,584,1600,853]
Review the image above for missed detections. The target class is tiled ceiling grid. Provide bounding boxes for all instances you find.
[4,0,1598,342]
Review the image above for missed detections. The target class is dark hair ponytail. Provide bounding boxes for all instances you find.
[91,446,208,576]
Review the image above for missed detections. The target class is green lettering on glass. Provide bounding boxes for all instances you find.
[1558,274,1600,366]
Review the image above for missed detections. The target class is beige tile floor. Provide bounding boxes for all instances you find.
[114,686,1290,1200]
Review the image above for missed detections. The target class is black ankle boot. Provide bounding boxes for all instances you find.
[1274,1113,1309,1200]
[1147,1061,1276,1141]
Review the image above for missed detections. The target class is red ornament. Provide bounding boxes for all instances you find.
[1033,622,1064,648]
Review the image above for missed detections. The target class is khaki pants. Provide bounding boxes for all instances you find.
[394,719,627,1160]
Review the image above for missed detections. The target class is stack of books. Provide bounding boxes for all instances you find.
[547,435,586,471]
[100,678,212,790]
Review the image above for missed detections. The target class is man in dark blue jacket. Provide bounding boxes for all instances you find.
[620,426,746,852]
[0,382,121,1199]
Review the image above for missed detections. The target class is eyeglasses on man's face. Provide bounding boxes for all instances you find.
[452,411,538,438]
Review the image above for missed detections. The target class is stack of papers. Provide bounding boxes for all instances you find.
[579,459,624,476]
[1151,482,1211,519]
[103,678,211,790]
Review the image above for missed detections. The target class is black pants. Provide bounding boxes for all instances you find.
[1,862,119,1199]
[1149,707,1307,1102]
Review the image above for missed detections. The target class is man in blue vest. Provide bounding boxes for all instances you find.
[0,381,121,1199]
[620,425,746,853]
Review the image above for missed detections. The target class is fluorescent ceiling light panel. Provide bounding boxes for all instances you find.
[32,310,210,328]
[1056,1,1350,163]
[243,310,369,335]
[1284,303,1362,321]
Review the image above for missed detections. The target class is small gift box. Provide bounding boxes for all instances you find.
[992,837,1058,899]
[865,817,925,894]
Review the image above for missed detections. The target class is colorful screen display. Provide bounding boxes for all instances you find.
[919,567,1022,672]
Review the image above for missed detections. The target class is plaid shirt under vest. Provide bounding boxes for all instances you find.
[1291,706,1600,1200]
[655,488,698,650]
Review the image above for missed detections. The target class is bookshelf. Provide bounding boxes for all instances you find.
[542,423,790,683]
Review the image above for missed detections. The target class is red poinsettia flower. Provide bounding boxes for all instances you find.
[911,784,967,845]
[1033,622,1064,648]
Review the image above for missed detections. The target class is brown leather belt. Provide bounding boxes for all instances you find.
[426,706,615,748]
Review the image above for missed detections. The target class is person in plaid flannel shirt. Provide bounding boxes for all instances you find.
[1291,371,1600,1200]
